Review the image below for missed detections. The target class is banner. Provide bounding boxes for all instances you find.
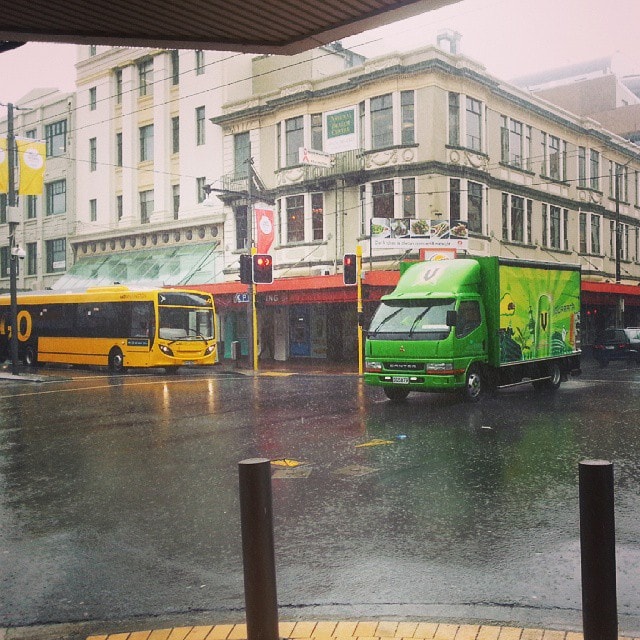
[17,139,46,196]
[255,203,275,254]
[324,107,357,154]
[370,217,469,251]
[0,137,7,194]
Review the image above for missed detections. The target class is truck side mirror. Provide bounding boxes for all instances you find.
[446,310,457,327]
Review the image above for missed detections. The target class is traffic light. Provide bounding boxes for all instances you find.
[239,254,252,284]
[252,253,273,284]
[343,253,357,285]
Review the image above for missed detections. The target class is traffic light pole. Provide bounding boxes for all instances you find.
[246,159,256,372]
[7,103,20,376]
[356,245,363,376]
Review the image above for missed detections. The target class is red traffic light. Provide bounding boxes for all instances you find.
[252,253,273,284]
[343,253,357,285]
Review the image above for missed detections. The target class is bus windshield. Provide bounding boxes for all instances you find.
[368,298,455,340]
[158,307,214,341]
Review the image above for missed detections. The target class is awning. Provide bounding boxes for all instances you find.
[53,243,223,290]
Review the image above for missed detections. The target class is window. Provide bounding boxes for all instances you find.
[116,132,123,166]
[0,194,6,223]
[402,178,415,218]
[312,193,324,241]
[195,50,205,75]
[45,120,67,157]
[401,91,415,145]
[26,242,37,276]
[286,195,305,243]
[542,204,568,250]
[590,150,600,190]
[502,193,532,244]
[448,92,460,146]
[285,116,303,166]
[170,50,180,85]
[372,179,394,218]
[89,199,97,222]
[116,194,123,220]
[501,116,531,170]
[138,59,153,96]
[196,106,206,146]
[311,114,323,151]
[613,163,629,201]
[46,238,66,272]
[89,45,97,56]
[115,69,123,104]
[140,190,153,224]
[25,129,36,139]
[456,300,481,339]
[371,94,393,149]
[26,195,37,219]
[234,131,250,177]
[171,117,179,154]
[89,137,97,171]
[197,177,207,203]
[0,247,9,278]
[465,97,482,151]
[467,181,483,234]
[139,124,154,162]
[580,212,601,255]
[46,179,66,215]
[89,86,97,110]
[235,205,248,250]
[541,133,566,181]
[578,147,587,188]
[172,185,180,219]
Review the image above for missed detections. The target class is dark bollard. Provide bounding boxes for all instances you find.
[579,460,617,640]
[239,458,279,640]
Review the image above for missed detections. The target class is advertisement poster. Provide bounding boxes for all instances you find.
[498,265,581,363]
[255,203,275,254]
[370,217,469,250]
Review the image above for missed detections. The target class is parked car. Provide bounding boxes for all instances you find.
[592,328,640,367]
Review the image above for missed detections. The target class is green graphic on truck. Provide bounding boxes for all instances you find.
[364,257,581,402]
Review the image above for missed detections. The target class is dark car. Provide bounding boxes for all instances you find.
[593,328,640,367]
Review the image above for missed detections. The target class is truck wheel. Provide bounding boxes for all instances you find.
[533,362,562,391]
[384,387,410,402]
[464,365,484,402]
[108,347,126,373]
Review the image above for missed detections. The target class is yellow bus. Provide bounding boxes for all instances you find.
[0,286,217,373]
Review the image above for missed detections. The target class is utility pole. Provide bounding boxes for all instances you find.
[7,103,20,375]
[615,167,621,285]
[246,158,255,370]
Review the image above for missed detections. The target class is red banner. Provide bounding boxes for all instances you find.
[255,204,275,254]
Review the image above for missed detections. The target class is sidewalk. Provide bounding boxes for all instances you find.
[83,619,638,640]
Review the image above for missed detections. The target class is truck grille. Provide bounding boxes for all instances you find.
[386,362,424,372]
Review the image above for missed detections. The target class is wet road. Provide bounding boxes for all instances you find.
[0,359,639,634]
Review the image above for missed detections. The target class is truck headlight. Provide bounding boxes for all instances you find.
[427,362,454,374]
[365,360,382,372]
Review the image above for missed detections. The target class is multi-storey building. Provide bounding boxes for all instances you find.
[0,88,75,291]
[205,44,640,357]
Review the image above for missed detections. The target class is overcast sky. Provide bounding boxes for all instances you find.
[0,0,639,111]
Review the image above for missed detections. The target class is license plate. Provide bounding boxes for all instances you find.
[605,346,614,350]
[184,360,195,365]
[392,376,410,384]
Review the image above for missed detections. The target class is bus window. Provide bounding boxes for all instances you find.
[131,302,154,338]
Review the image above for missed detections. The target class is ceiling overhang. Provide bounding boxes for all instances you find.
[0,0,459,55]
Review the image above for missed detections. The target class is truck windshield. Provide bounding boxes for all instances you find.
[368,298,455,340]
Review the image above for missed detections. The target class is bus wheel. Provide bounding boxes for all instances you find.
[108,347,126,373]
[24,345,38,367]
[383,387,410,402]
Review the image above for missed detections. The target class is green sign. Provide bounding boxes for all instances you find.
[326,109,355,139]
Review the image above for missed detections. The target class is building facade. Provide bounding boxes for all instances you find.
[0,88,76,291]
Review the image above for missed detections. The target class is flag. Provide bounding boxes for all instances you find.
[0,137,7,194]
[17,138,46,196]
[255,203,275,254]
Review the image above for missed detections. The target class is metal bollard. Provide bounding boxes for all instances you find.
[579,459,617,640]
[239,458,279,640]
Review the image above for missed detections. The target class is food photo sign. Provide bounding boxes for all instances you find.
[370,217,469,251]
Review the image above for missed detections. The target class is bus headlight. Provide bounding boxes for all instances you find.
[205,344,216,355]
[365,360,382,372]
[159,344,174,357]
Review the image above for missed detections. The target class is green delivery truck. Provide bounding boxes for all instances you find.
[364,257,581,401]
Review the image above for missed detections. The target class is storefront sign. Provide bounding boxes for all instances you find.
[324,107,357,153]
